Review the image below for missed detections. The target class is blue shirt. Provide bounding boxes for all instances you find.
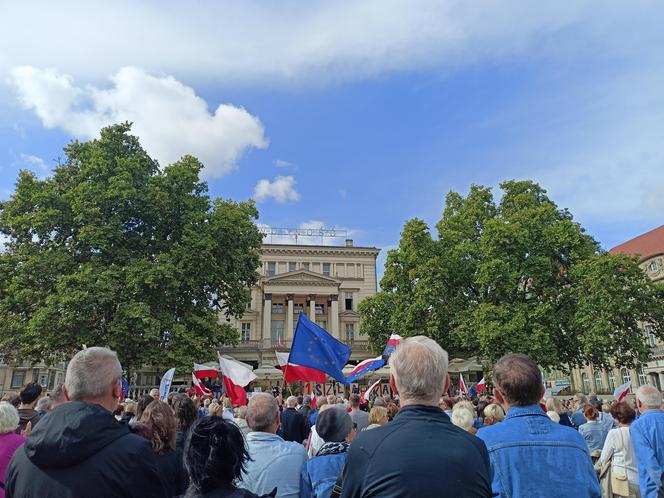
[631,409,664,498]
[579,420,609,452]
[477,404,600,498]
[239,431,307,498]
[570,408,586,428]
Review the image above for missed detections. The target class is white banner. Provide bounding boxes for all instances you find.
[159,367,176,400]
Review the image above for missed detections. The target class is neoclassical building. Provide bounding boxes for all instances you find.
[571,225,664,394]
[220,240,381,369]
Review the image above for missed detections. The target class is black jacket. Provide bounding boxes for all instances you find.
[5,401,168,498]
[340,405,492,498]
[279,408,307,443]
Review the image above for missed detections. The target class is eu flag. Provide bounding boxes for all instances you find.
[289,313,352,383]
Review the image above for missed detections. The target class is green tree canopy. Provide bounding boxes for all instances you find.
[0,123,263,371]
[360,180,664,370]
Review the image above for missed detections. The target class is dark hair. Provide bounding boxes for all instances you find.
[610,401,636,425]
[167,391,178,407]
[141,400,176,454]
[184,417,250,496]
[583,404,598,421]
[349,394,361,407]
[20,382,43,405]
[476,400,489,419]
[493,354,542,406]
[136,395,155,420]
[173,394,197,430]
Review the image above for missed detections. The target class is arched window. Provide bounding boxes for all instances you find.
[608,370,616,391]
[594,370,603,392]
[621,367,631,385]
[582,372,591,394]
[638,367,647,386]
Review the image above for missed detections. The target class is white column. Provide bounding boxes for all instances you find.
[286,294,294,340]
[330,294,340,338]
[309,294,316,322]
[658,372,664,391]
[262,293,272,348]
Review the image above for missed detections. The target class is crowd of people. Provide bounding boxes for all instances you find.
[0,341,663,497]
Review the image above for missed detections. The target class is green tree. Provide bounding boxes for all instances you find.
[0,123,263,371]
[361,180,664,370]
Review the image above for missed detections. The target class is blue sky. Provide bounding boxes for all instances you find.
[1,2,663,277]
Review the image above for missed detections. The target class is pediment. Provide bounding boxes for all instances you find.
[339,310,360,318]
[263,269,341,285]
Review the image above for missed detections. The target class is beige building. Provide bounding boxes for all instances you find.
[572,225,664,394]
[0,359,66,397]
[220,240,380,370]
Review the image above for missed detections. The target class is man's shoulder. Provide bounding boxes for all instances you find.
[478,416,586,448]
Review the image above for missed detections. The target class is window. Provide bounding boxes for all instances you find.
[638,367,647,386]
[593,370,603,392]
[608,370,616,391]
[645,324,657,347]
[302,262,310,271]
[266,261,276,277]
[345,323,355,342]
[288,262,297,272]
[272,303,284,314]
[650,261,659,272]
[293,303,304,314]
[315,304,325,314]
[345,292,353,311]
[38,372,49,386]
[11,370,25,389]
[271,320,285,346]
[621,367,631,385]
[581,372,590,394]
[322,263,331,276]
[241,323,251,342]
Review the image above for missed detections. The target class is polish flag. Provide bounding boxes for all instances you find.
[306,383,317,409]
[192,373,212,397]
[476,377,487,392]
[382,334,403,357]
[614,381,631,402]
[459,374,468,395]
[218,353,257,406]
[364,379,381,401]
[193,363,218,380]
[276,351,326,383]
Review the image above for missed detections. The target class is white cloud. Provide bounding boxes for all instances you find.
[8,66,268,178]
[253,176,299,203]
[273,159,293,168]
[19,153,49,174]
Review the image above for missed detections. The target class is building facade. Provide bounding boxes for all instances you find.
[571,225,664,394]
[220,240,380,370]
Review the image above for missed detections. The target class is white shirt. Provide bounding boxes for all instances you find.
[307,425,325,458]
[599,426,639,484]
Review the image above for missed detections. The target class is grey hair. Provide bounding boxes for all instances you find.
[575,393,588,404]
[388,336,448,404]
[35,397,51,412]
[0,402,20,433]
[246,393,279,432]
[636,385,662,409]
[65,347,122,401]
[451,407,473,432]
[286,395,298,408]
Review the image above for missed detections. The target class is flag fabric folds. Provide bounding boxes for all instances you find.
[288,313,352,383]
[459,374,468,395]
[275,351,326,383]
[382,334,402,357]
[218,353,257,406]
[476,377,487,392]
[193,363,218,380]
[614,381,631,401]
[159,368,176,401]
[364,379,381,401]
[344,356,385,384]
[192,373,212,397]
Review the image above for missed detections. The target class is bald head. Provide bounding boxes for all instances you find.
[247,393,280,433]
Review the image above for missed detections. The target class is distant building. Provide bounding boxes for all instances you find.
[571,225,664,394]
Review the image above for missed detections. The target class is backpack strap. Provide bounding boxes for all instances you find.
[330,463,345,498]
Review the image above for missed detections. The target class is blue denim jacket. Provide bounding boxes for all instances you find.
[477,405,600,498]
[578,420,609,452]
[239,432,308,498]
[630,409,664,498]
[300,452,347,498]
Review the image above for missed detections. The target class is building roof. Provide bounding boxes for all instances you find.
[609,225,664,261]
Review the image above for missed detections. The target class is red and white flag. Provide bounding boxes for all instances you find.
[614,381,631,401]
[193,363,218,380]
[192,373,212,397]
[276,351,326,384]
[306,383,317,408]
[476,377,487,392]
[459,374,468,395]
[218,353,257,406]
[364,379,381,401]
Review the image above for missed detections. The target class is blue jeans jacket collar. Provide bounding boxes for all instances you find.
[504,404,546,420]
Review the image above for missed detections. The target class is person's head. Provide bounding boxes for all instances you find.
[349,393,361,409]
[369,406,388,426]
[140,400,176,454]
[373,397,387,408]
[547,411,561,423]
[184,416,250,495]
[483,403,506,425]
[451,407,474,432]
[438,397,451,411]
[602,402,611,414]
[316,406,355,443]
[136,394,155,420]
[454,400,475,417]
[590,398,602,412]
[1,392,20,409]
[149,388,160,400]
[167,391,178,407]
[0,402,20,434]
[574,393,588,408]
[222,397,232,410]
[388,336,449,405]
[387,402,399,420]
[302,395,312,407]
[208,402,222,417]
[610,401,636,425]
[123,401,137,415]
[64,347,123,412]
[326,394,337,405]
[35,396,52,413]
[297,395,303,406]
[246,393,280,434]
[49,384,67,409]
[316,396,327,410]
[545,397,563,415]
[235,405,248,420]
[172,394,198,430]
[583,404,598,421]
[19,382,43,407]
[636,385,662,413]
[286,395,298,409]
[492,354,543,408]
[203,398,211,408]
[476,400,489,419]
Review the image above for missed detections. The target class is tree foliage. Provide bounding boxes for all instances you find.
[360,180,664,370]
[0,123,263,371]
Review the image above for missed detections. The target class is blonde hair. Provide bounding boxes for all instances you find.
[0,402,20,434]
[547,411,560,423]
[451,407,474,432]
[483,403,505,422]
[369,406,388,425]
[454,400,475,417]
